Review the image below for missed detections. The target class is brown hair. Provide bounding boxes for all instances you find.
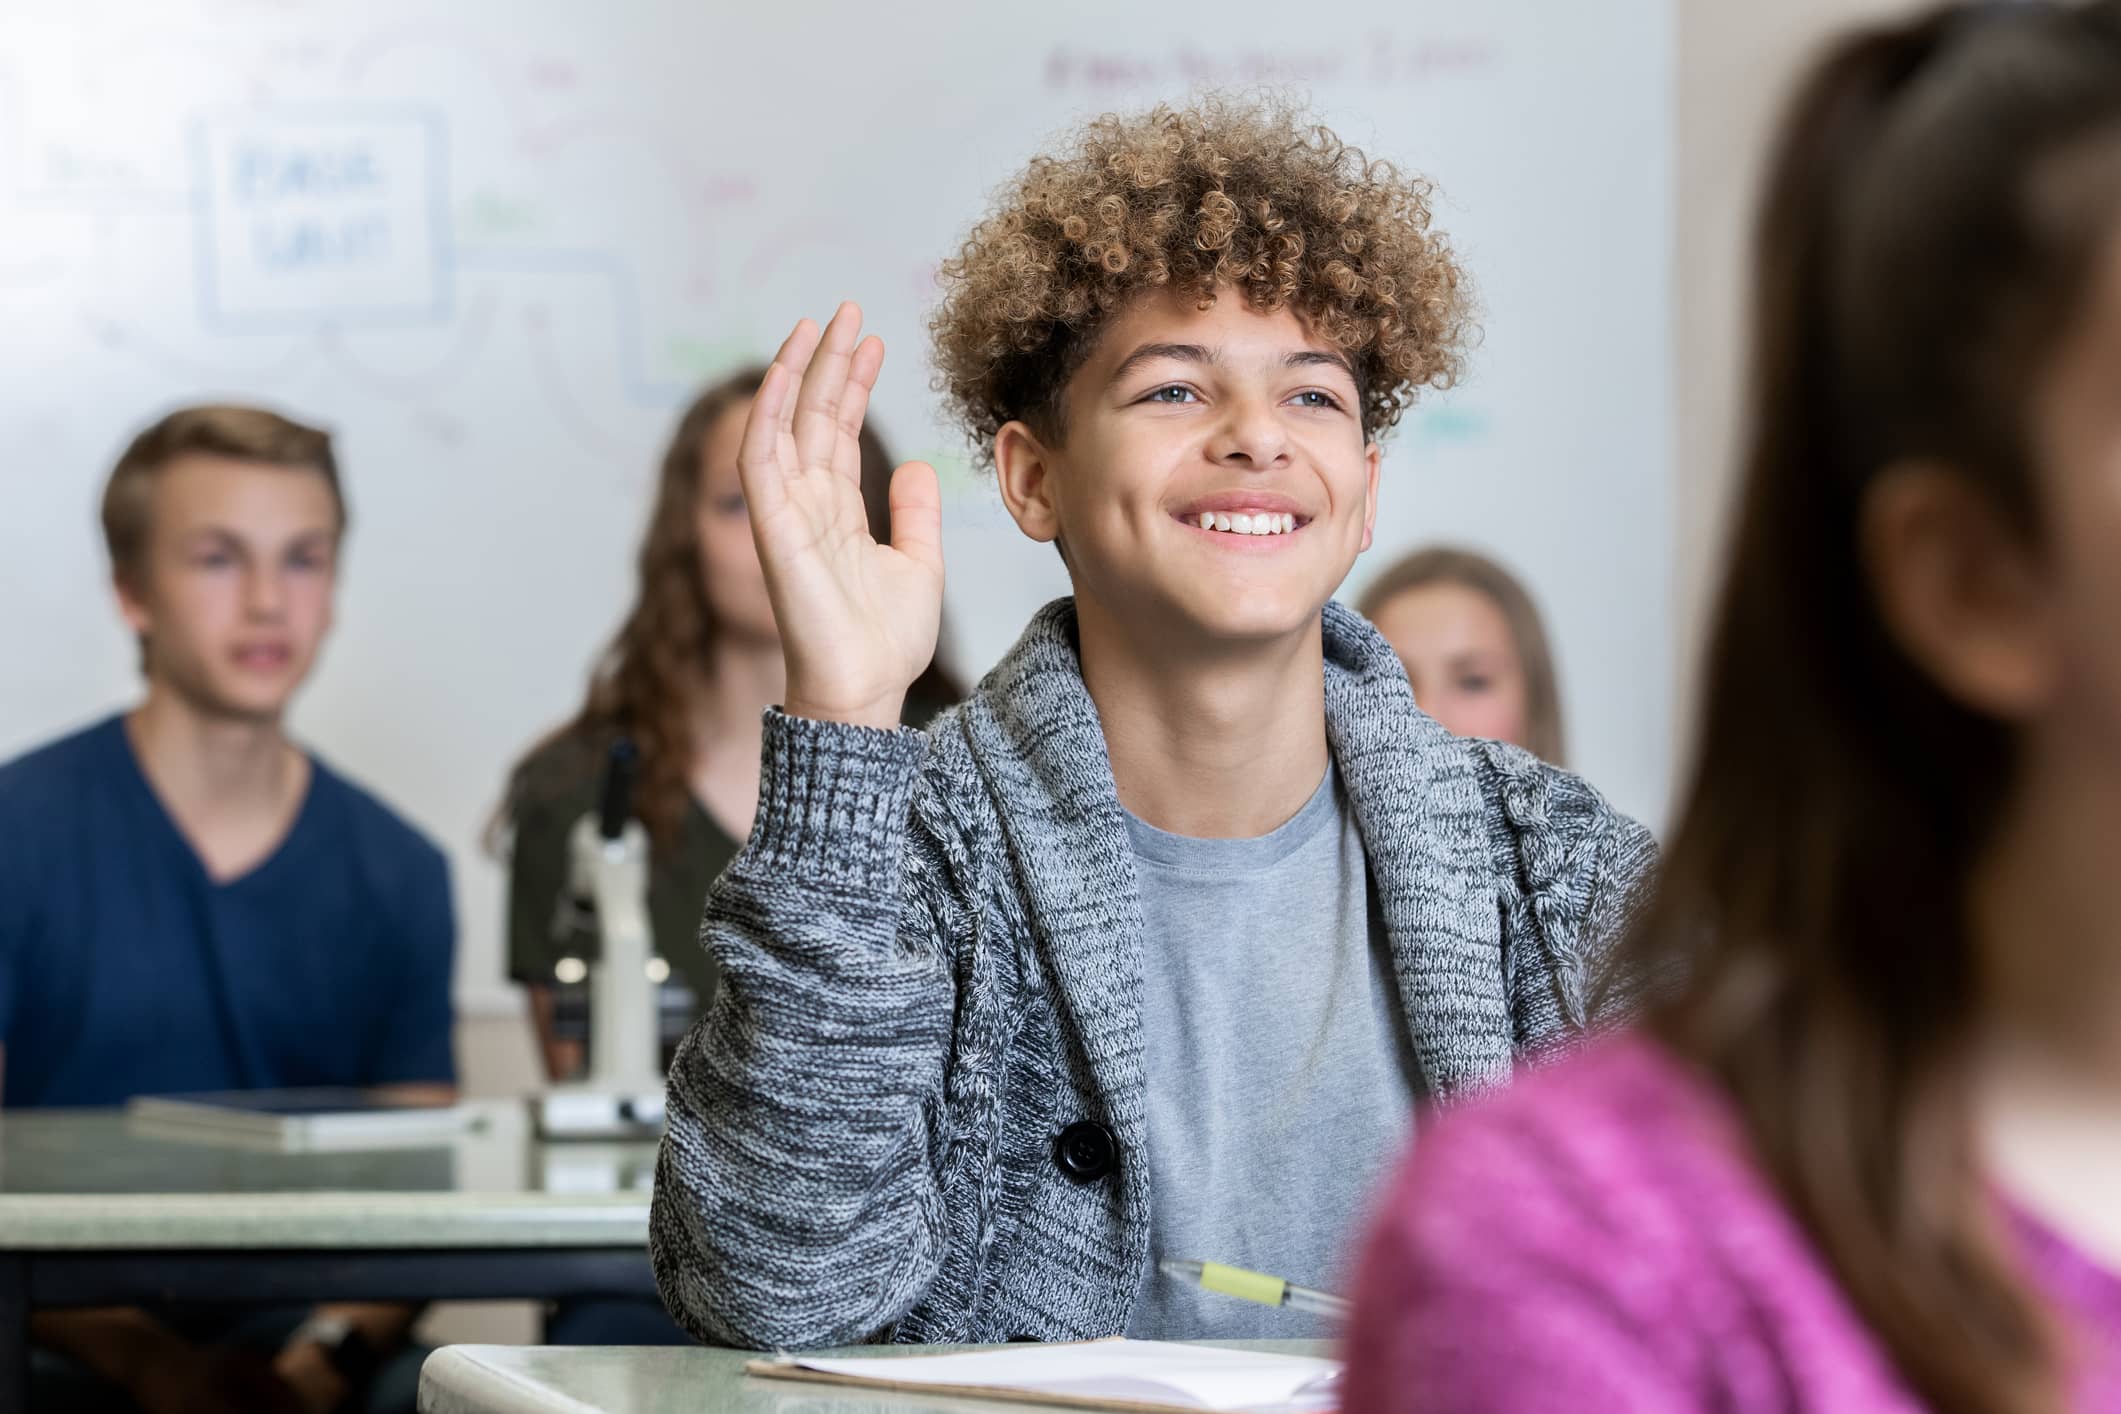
[1641,5,2121,1411]
[1356,546,1566,764]
[928,96,1473,465]
[102,403,343,587]
[500,368,967,847]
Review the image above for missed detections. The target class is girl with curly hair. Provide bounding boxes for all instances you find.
[1344,5,2121,1410]
[650,99,1656,1347]
[497,367,962,1083]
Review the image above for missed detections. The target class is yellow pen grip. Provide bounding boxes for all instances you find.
[1199,1261,1287,1308]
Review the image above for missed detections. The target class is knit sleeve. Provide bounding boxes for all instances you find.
[1473,741,1659,1051]
[649,709,960,1349]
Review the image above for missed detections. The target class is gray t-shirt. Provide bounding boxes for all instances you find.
[1123,763,1424,1340]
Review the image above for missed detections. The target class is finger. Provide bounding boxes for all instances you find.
[840,334,884,434]
[791,301,862,470]
[830,334,886,488]
[770,318,823,440]
[887,459,945,576]
[735,361,794,521]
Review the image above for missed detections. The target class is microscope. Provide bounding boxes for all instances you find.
[534,739,669,1140]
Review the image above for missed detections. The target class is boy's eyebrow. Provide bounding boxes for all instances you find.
[1106,342,1359,386]
[286,529,338,556]
[176,525,336,550]
[1106,342,1213,386]
[177,526,243,546]
[1286,349,1358,382]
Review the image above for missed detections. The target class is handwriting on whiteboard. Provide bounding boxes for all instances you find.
[191,105,451,331]
[1041,35,1499,94]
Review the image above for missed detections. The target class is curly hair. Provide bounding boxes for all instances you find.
[929,96,1474,464]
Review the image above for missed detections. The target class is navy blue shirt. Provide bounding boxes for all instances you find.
[0,715,456,1108]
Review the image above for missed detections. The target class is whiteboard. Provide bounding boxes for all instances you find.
[0,1,1674,1015]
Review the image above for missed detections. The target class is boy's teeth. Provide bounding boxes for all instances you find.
[1195,511,1297,535]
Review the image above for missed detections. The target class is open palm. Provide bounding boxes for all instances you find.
[738,303,945,729]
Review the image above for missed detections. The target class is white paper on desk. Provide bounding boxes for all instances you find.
[783,1340,1341,1412]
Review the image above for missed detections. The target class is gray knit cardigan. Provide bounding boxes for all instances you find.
[650,598,1657,1349]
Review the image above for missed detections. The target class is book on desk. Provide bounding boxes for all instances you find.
[125,1088,475,1151]
[747,1339,1341,1414]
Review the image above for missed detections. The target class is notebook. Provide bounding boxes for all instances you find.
[126,1088,472,1150]
[745,1339,1342,1414]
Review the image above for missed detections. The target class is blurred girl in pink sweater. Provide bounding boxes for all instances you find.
[1346,5,2121,1410]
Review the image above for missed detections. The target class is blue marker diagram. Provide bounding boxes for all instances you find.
[181,102,694,425]
[191,106,451,331]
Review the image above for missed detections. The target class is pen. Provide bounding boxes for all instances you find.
[1158,1258,1351,1320]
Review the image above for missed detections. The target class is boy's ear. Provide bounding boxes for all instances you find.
[995,421,1062,544]
[1360,441,1382,553]
[114,571,157,677]
[114,571,153,638]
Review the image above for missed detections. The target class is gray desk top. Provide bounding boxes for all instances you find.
[0,1103,656,1250]
[419,1343,1337,1414]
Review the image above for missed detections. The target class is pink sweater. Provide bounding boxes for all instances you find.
[1344,1034,2121,1412]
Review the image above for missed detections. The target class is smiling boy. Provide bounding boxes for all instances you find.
[650,100,1656,1347]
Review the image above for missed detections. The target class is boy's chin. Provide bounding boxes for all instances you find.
[1157,586,1330,646]
[163,668,300,725]
[1075,564,1337,651]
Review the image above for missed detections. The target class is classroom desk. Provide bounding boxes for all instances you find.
[0,1102,659,1414]
[420,1341,1337,1414]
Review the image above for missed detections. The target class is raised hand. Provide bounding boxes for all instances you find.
[737,303,945,730]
